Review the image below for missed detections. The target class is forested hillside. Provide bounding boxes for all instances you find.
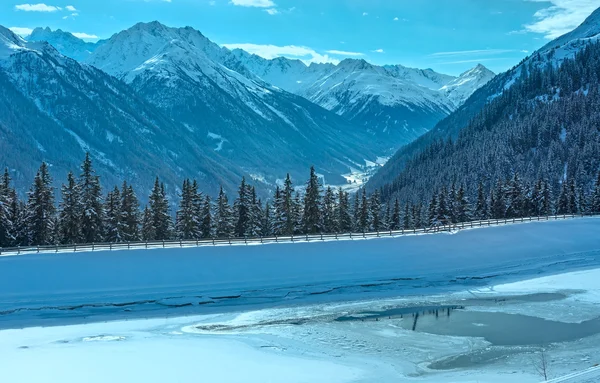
[377,41,600,206]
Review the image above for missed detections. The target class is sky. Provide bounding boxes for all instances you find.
[2,0,600,75]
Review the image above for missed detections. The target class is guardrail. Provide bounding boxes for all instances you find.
[0,214,594,256]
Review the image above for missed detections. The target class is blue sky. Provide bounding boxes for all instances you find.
[2,0,600,75]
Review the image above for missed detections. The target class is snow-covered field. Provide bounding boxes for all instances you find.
[2,218,600,382]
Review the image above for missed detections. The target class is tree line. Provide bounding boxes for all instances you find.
[1,153,600,248]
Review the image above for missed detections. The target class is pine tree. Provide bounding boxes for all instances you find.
[541,180,552,216]
[79,153,104,243]
[292,192,303,234]
[491,181,506,219]
[557,181,569,215]
[337,188,353,233]
[403,203,412,230]
[234,177,250,237]
[322,186,337,233]
[175,179,201,240]
[104,186,122,243]
[0,168,14,247]
[58,172,81,244]
[26,162,55,245]
[474,181,488,220]
[436,188,451,225]
[428,194,438,226]
[120,182,140,242]
[352,192,361,231]
[248,187,263,237]
[370,190,382,231]
[262,202,273,236]
[391,198,401,230]
[591,172,600,213]
[567,177,577,214]
[303,166,322,234]
[215,186,234,238]
[200,195,213,238]
[358,188,370,232]
[141,206,153,241]
[148,178,172,240]
[455,185,471,223]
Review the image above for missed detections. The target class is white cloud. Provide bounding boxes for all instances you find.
[72,32,99,39]
[430,49,520,57]
[9,27,33,36]
[438,58,508,65]
[325,50,364,56]
[393,17,399,21]
[362,12,368,16]
[209,0,216,4]
[65,5,76,11]
[524,0,600,39]
[372,48,384,53]
[15,3,61,12]
[265,8,279,15]
[223,43,340,64]
[230,0,275,7]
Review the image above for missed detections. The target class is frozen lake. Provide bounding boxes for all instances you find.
[1,218,600,382]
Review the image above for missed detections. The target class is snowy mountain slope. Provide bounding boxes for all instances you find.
[367,7,600,191]
[26,27,102,62]
[440,64,496,108]
[0,25,242,197]
[87,22,385,186]
[231,49,494,146]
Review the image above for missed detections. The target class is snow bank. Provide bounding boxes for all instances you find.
[1,218,600,326]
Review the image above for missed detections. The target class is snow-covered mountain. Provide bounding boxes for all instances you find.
[86,21,385,187]
[231,49,494,145]
[0,25,242,197]
[26,27,102,62]
[440,64,496,108]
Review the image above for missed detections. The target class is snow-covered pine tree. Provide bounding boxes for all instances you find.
[369,189,382,231]
[58,172,81,244]
[591,172,600,213]
[336,188,352,233]
[391,198,401,230]
[234,177,250,237]
[200,195,213,238]
[322,186,337,233]
[141,206,153,241]
[104,186,122,243]
[428,194,438,227]
[292,191,303,234]
[0,168,14,247]
[262,202,273,237]
[79,153,104,243]
[455,185,471,223]
[403,203,412,230]
[556,181,569,215]
[436,187,450,225]
[491,181,506,219]
[474,181,488,220]
[215,186,234,238]
[352,192,361,231]
[148,178,172,240]
[303,166,322,234]
[175,179,201,240]
[120,182,141,242]
[448,182,458,224]
[26,162,55,246]
[567,177,578,214]
[358,188,370,232]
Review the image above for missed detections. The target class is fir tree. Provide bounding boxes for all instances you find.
[474,181,488,220]
[337,188,353,233]
[175,179,201,240]
[215,186,234,238]
[322,186,337,233]
[591,172,600,213]
[303,166,322,234]
[79,153,104,243]
[26,162,55,245]
[148,178,172,240]
[370,190,382,231]
[234,177,250,237]
[58,172,81,244]
[455,185,471,223]
[120,182,140,242]
[391,198,401,230]
[200,195,213,238]
[104,187,122,243]
[358,188,370,232]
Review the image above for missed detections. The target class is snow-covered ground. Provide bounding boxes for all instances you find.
[2,218,600,382]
